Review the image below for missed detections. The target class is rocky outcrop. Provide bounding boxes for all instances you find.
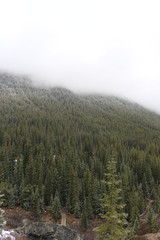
[26,222,83,240]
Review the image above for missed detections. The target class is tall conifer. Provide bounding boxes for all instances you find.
[97,151,129,240]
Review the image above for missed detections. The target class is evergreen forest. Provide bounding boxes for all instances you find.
[1,73,160,236]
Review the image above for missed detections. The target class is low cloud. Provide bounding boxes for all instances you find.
[0,0,160,112]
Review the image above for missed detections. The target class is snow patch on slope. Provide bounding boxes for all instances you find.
[0,230,15,239]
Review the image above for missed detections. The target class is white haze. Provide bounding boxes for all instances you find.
[0,0,160,112]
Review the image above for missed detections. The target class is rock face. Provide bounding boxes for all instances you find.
[26,222,83,240]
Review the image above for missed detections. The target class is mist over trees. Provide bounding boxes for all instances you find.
[1,73,160,237]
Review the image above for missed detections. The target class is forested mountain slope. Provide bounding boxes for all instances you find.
[0,72,160,228]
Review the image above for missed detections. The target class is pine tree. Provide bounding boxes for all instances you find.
[132,217,139,235]
[86,197,94,219]
[129,186,139,224]
[147,204,152,225]
[67,165,74,213]
[138,188,145,214]
[66,195,72,214]
[20,184,33,210]
[25,155,33,185]
[74,200,80,218]
[7,188,15,209]
[0,193,4,231]
[97,151,129,240]
[37,159,43,196]
[31,187,39,209]
[92,179,102,215]
[36,198,42,218]
[44,168,53,205]
[122,167,130,215]
[142,174,149,198]
[80,198,88,230]
[49,194,54,212]
[51,192,61,222]
[151,217,158,233]
[154,192,160,214]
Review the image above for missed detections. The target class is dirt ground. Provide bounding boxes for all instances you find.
[3,207,98,240]
[4,206,160,240]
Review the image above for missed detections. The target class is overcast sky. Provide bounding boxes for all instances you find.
[0,0,160,112]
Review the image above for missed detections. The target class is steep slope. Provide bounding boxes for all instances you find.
[1,72,160,136]
[1,72,160,239]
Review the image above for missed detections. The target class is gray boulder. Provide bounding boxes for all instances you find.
[26,222,83,240]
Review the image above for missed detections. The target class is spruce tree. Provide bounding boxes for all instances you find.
[74,200,80,218]
[51,192,61,222]
[7,188,15,209]
[151,217,158,233]
[86,197,94,219]
[20,184,33,210]
[97,151,129,240]
[66,195,72,214]
[36,198,42,218]
[49,194,54,210]
[31,187,39,209]
[80,198,88,230]
[147,204,152,225]
[122,168,130,214]
[92,179,101,215]
[138,188,145,214]
[0,193,4,231]
[132,217,139,235]
[129,186,140,224]
[44,168,53,205]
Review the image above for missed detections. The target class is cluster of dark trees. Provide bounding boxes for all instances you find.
[1,75,160,234]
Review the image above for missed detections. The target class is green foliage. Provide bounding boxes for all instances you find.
[147,204,152,225]
[20,184,33,210]
[31,187,42,217]
[151,217,159,233]
[66,196,72,214]
[86,197,94,219]
[97,151,129,240]
[138,188,145,214]
[1,75,160,228]
[44,168,53,205]
[7,188,15,209]
[80,198,88,230]
[0,193,5,230]
[49,194,54,212]
[50,193,61,222]
[132,217,139,235]
[130,186,140,224]
[31,187,39,209]
[74,201,80,218]
[36,198,42,218]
